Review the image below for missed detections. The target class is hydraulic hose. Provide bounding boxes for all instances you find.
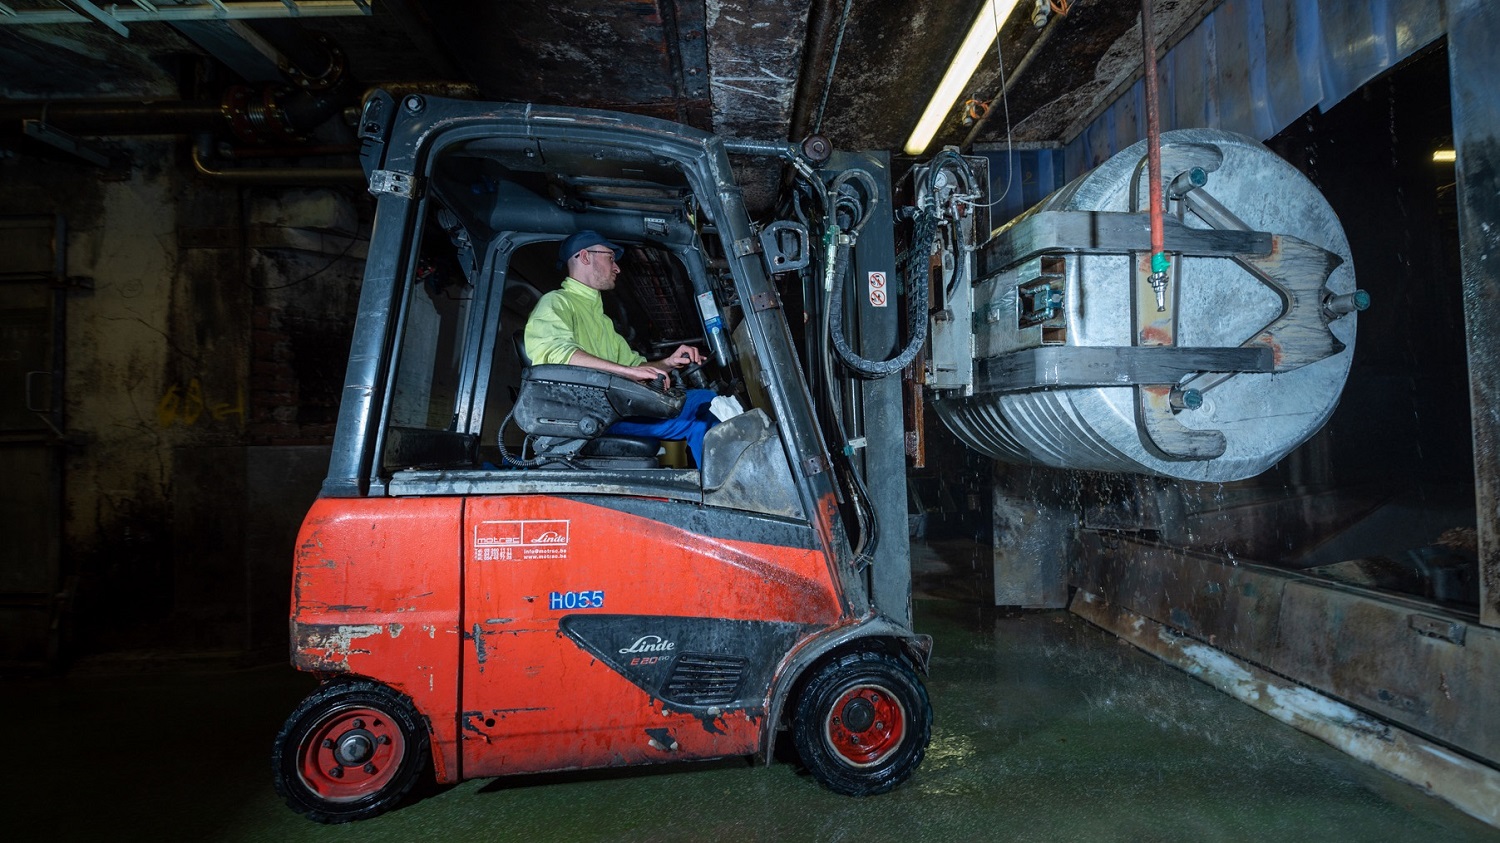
[789,165,879,571]
[825,168,930,379]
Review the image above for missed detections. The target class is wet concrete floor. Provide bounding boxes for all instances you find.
[4,538,1497,842]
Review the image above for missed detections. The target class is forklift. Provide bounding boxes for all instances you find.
[272,91,965,822]
[273,86,1359,822]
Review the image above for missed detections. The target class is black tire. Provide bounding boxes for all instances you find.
[791,650,931,796]
[272,679,431,823]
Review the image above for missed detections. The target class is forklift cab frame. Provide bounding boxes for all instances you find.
[274,92,931,823]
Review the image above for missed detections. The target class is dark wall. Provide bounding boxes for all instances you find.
[1268,43,1472,493]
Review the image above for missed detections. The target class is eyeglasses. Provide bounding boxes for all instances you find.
[583,249,617,262]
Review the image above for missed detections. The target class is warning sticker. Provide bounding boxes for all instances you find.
[868,271,888,307]
[473,520,571,561]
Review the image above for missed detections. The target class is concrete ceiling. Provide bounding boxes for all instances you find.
[0,0,1218,204]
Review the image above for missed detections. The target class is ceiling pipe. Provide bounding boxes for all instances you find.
[787,0,842,144]
[191,134,363,185]
[0,100,224,136]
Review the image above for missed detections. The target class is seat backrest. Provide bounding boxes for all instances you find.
[512,328,533,368]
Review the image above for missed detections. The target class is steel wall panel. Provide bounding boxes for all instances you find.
[1391,0,1445,57]
[1318,0,1391,109]
[1216,0,1274,138]
[979,147,1068,226]
[1263,0,1325,130]
[1171,23,1213,131]
[1064,0,1444,178]
[1113,80,1144,156]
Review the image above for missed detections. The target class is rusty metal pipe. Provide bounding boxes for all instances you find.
[221,144,359,159]
[191,136,362,185]
[1141,0,1166,259]
[0,101,224,135]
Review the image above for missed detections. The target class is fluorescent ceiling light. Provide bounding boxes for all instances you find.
[904,0,1024,156]
[1432,149,1456,163]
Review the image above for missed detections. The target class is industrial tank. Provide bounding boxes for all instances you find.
[930,129,1360,482]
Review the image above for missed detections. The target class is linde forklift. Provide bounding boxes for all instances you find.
[274,91,1359,822]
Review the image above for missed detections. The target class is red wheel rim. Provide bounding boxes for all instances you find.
[297,705,407,802]
[823,683,906,767]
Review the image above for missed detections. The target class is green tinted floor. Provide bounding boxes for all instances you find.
[4,539,1497,842]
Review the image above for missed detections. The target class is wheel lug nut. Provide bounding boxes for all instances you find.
[321,739,334,749]
[351,719,364,729]
[364,763,377,774]
[377,735,390,745]
[329,766,343,778]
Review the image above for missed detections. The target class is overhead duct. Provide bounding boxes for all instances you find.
[927,129,1364,482]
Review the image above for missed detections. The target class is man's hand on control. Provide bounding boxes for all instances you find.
[651,345,703,371]
[621,364,667,383]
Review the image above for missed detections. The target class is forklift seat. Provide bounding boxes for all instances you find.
[510,332,680,468]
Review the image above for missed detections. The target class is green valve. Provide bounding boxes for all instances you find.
[1151,252,1171,274]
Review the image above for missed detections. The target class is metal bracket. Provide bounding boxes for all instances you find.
[802,455,829,476]
[1132,250,1225,461]
[988,210,1272,271]
[974,346,1273,394]
[1233,234,1346,371]
[369,169,421,199]
[733,236,760,258]
[22,120,110,167]
[748,291,780,312]
[757,220,810,273]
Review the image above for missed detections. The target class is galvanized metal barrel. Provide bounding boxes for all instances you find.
[934,129,1357,482]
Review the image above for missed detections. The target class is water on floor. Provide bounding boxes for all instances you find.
[3,538,1495,842]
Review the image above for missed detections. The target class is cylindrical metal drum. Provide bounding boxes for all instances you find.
[934,129,1357,482]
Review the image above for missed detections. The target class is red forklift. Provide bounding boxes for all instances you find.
[272,91,965,822]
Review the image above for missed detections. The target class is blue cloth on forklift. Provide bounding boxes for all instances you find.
[607,388,718,468]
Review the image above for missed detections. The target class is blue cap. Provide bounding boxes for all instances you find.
[557,230,624,269]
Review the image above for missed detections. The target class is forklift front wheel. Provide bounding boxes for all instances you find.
[272,679,430,823]
[792,651,931,796]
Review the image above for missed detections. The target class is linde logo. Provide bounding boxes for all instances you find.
[529,530,568,544]
[618,635,676,655]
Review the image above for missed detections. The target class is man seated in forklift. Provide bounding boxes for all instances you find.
[523,230,721,467]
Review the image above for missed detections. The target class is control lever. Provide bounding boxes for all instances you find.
[680,362,708,391]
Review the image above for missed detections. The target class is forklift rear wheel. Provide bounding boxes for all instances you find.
[272,679,430,823]
[792,651,931,796]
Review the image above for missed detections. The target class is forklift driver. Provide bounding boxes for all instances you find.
[523,230,721,467]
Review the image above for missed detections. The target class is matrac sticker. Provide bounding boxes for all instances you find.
[473,520,571,561]
[868,271,888,307]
